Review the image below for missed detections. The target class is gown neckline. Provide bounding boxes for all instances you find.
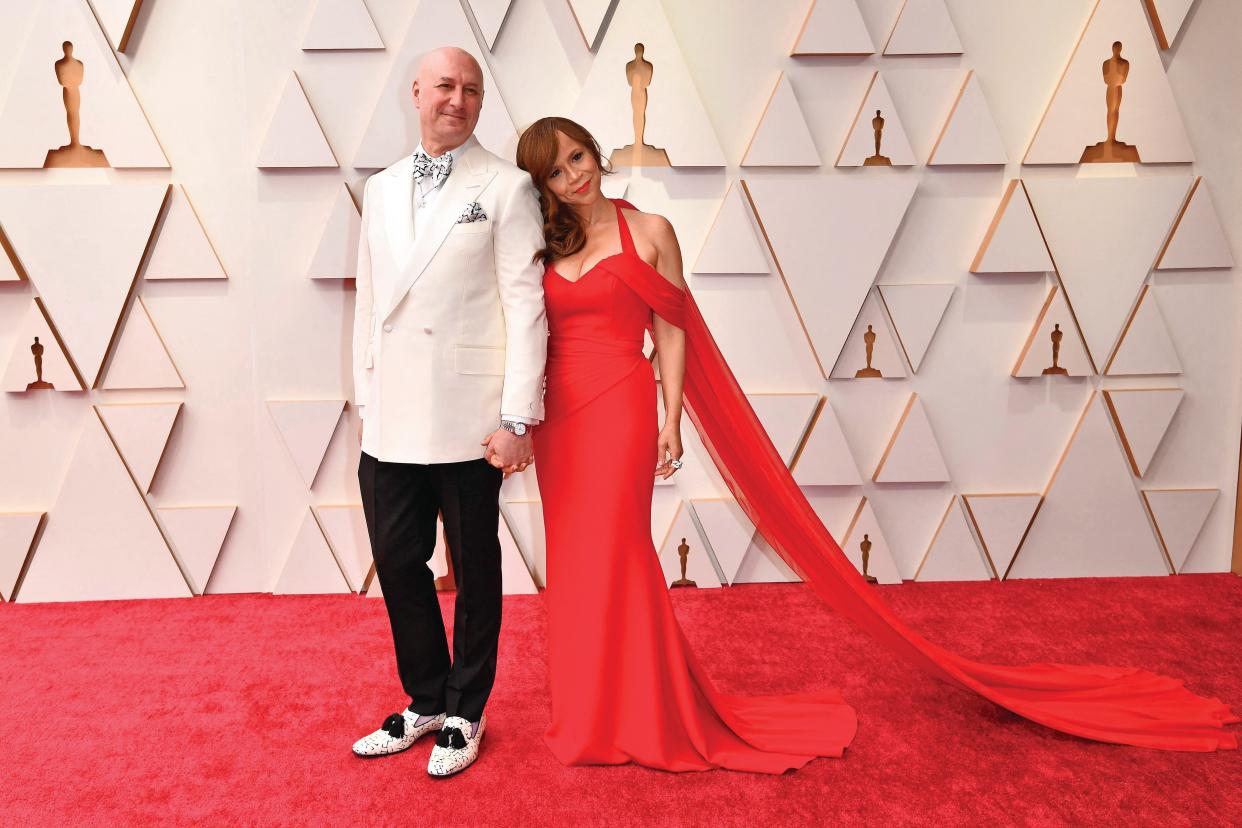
[547,200,644,286]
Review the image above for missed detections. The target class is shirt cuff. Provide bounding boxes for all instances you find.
[501,414,539,426]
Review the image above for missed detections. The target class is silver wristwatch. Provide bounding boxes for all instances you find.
[500,420,528,437]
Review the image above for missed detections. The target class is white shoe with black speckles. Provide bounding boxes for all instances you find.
[427,713,486,777]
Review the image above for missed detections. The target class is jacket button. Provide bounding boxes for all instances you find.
[383,324,393,332]
[423,327,433,334]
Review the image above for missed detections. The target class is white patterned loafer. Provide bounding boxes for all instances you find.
[427,714,486,777]
[351,709,446,758]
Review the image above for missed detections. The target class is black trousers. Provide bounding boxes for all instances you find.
[357,450,504,722]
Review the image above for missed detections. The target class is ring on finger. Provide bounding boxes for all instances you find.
[669,458,683,469]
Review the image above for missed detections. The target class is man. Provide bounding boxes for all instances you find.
[349,46,545,778]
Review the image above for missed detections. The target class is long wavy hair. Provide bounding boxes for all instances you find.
[515,116,614,264]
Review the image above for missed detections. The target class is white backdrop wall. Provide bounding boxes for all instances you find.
[0,0,1238,600]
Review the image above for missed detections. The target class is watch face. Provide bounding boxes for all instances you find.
[514,422,527,436]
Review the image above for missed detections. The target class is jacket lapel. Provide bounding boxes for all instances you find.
[384,143,498,320]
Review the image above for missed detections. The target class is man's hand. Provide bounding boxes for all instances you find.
[482,428,534,476]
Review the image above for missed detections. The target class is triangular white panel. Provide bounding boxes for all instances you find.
[267,400,346,487]
[256,73,338,168]
[0,0,167,167]
[656,503,722,589]
[600,175,631,201]
[17,411,189,601]
[878,284,953,373]
[499,512,539,594]
[302,0,384,50]
[873,393,950,483]
[836,72,916,167]
[1102,388,1183,477]
[1106,285,1182,375]
[91,0,144,52]
[733,537,801,584]
[792,399,862,486]
[743,175,918,377]
[693,182,769,275]
[1145,0,1197,49]
[915,497,993,581]
[144,186,227,280]
[567,0,615,49]
[1141,488,1218,572]
[884,0,962,54]
[274,510,350,594]
[970,180,1054,274]
[354,0,516,168]
[747,393,820,466]
[1,227,19,281]
[0,512,44,601]
[95,402,181,492]
[2,301,83,391]
[0,184,167,386]
[1157,178,1234,270]
[312,505,371,592]
[157,506,236,594]
[688,499,755,584]
[928,71,1007,166]
[1013,284,1094,377]
[1009,392,1167,578]
[100,298,184,389]
[1024,0,1193,164]
[466,0,514,50]
[961,493,1042,577]
[570,0,726,167]
[841,498,901,584]
[831,290,907,379]
[791,0,874,55]
[502,501,547,588]
[1024,175,1189,366]
[742,73,820,167]
[308,184,362,279]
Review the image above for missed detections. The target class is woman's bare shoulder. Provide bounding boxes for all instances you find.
[619,207,676,242]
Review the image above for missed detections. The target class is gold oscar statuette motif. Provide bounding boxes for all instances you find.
[610,43,671,168]
[44,42,109,168]
[1042,323,1069,376]
[670,537,697,588]
[1080,41,1141,163]
[863,109,892,166]
[27,336,54,390]
[854,324,883,378]
[860,533,878,584]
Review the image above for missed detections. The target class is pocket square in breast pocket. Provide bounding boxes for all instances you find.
[457,202,488,224]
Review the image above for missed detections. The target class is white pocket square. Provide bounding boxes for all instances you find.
[457,202,488,224]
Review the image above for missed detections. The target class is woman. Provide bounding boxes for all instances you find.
[515,117,1236,773]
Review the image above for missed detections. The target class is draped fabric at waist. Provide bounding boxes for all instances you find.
[543,334,649,425]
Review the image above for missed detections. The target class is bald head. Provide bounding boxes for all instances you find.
[412,47,485,155]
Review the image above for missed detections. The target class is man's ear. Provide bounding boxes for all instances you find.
[411,79,420,109]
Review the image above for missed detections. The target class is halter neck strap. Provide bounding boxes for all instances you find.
[612,199,636,256]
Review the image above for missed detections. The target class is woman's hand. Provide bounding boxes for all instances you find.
[655,421,683,479]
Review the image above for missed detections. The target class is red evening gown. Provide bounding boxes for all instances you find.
[533,200,1236,774]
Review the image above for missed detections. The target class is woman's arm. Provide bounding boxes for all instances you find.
[647,214,687,478]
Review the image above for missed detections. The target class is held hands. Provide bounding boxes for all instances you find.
[482,428,534,477]
[655,422,683,479]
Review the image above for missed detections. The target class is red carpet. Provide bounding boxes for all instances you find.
[2,575,1239,826]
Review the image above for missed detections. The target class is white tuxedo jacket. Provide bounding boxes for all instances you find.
[352,139,547,463]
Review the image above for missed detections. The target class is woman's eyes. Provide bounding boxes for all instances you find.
[572,152,583,162]
[549,168,560,178]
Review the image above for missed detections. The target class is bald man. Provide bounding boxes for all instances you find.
[350,47,546,777]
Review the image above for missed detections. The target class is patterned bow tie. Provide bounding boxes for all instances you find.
[412,150,454,189]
